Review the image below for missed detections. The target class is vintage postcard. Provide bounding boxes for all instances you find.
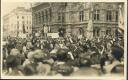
[1,0,127,79]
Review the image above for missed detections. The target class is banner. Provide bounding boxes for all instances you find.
[35,32,40,37]
[47,33,59,38]
[18,33,26,38]
[118,4,124,34]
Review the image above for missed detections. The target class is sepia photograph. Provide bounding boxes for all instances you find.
[1,0,127,79]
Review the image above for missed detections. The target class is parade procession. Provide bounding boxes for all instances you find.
[2,2,125,77]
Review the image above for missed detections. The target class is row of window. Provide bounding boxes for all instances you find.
[17,21,32,32]
[93,28,114,37]
[74,10,118,22]
[22,24,32,33]
[10,24,31,30]
[34,9,118,24]
[25,26,31,30]
[17,15,31,20]
[58,13,65,22]
[80,10,118,22]
[17,24,31,30]
[93,10,118,21]
[34,8,52,24]
[17,21,31,25]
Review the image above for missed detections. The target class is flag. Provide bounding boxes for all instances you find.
[86,4,93,40]
[86,6,93,40]
[118,4,124,35]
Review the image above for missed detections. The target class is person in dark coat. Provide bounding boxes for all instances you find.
[100,54,108,73]
[111,44,124,62]
[101,43,124,74]
[5,55,23,76]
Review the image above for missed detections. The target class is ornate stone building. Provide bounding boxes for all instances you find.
[3,7,32,38]
[32,2,124,39]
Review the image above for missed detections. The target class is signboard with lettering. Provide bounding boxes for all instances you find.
[47,33,59,38]
[35,32,40,37]
[19,33,27,38]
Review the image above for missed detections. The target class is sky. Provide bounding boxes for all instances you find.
[2,2,32,16]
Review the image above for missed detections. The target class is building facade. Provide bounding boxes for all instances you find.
[3,7,32,38]
[32,2,124,39]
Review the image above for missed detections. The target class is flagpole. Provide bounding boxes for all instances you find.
[30,3,33,36]
[117,4,122,43]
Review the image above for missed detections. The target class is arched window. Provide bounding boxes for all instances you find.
[35,13,38,24]
[41,11,44,22]
[58,13,61,21]
[45,10,48,22]
[94,10,100,20]
[97,28,100,37]
[49,8,52,21]
[38,12,41,24]
[79,11,84,22]
[22,16,24,19]
[115,11,118,22]
[106,11,112,21]
[93,29,96,37]
[17,16,19,19]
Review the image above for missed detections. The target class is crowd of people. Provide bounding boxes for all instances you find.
[2,33,124,76]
